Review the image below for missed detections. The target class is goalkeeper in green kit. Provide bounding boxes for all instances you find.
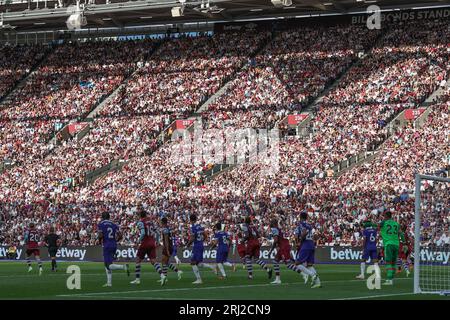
[379,210,400,286]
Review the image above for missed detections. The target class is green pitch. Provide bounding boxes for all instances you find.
[0,262,449,300]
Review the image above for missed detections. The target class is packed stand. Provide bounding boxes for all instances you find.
[0,40,155,166]
[0,33,270,241]
[0,44,47,100]
[100,33,270,118]
[0,21,449,248]
[202,25,381,130]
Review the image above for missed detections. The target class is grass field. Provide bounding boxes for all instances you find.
[0,261,449,300]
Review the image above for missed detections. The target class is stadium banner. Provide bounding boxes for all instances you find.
[1,246,449,265]
[214,21,273,33]
[286,114,309,126]
[67,122,89,136]
[174,119,196,130]
[350,8,450,25]
[404,108,426,120]
[214,8,450,32]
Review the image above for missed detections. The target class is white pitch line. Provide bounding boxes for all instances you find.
[57,282,302,297]
[331,292,415,300]
[75,295,216,300]
[0,268,270,279]
[0,266,353,278]
[56,277,411,298]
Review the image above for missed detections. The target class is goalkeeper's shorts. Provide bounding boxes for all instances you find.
[384,244,399,264]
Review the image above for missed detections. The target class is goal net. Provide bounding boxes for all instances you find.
[414,174,450,295]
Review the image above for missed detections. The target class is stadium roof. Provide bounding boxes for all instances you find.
[0,0,449,32]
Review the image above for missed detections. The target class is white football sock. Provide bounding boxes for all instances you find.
[360,262,366,276]
[192,265,201,281]
[199,263,215,270]
[308,266,318,276]
[217,263,226,277]
[295,265,315,276]
[105,268,112,285]
[109,264,125,270]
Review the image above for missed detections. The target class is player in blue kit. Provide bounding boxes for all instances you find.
[293,211,321,288]
[185,214,216,284]
[210,222,236,279]
[97,212,130,287]
[171,235,182,265]
[356,220,381,280]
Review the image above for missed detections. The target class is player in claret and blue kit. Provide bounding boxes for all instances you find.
[241,217,272,280]
[397,224,412,277]
[268,218,305,285]
[160,217,183,281]
[97,212,130,287]
[356,220,381,280]
[130,211,165,285]
[24,222,43,275]
[210,222,236,279]
[293,211,321,288]
[185,214,216,284]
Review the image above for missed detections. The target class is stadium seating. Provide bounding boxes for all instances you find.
[202,25,381,130]
[0,40,156,166]
[0,44,47,100]
[0,20,448,247]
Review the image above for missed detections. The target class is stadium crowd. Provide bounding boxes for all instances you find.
[202,25,381,130]
[0,40,156,166]
[0,44,47,99]
[0,20,448,250]
[100,33,269,118]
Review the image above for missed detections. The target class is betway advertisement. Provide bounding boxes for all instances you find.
[1,246,449,265]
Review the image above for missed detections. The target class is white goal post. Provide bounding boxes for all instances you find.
[414,173,450,295]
